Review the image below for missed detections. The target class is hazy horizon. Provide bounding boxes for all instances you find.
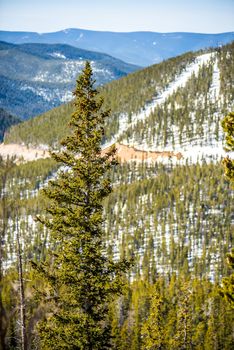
[0,0,233,34]
[0,27,233,35]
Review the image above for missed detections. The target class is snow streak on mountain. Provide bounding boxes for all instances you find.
[105,52,225,163]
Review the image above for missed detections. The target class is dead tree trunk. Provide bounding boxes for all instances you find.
[0,159,9,350]
[16,219,27,350]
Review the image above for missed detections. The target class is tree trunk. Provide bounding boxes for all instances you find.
[16,219,27,350]
[0,173,7,350]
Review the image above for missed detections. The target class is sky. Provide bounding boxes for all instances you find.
[0,0,233,34]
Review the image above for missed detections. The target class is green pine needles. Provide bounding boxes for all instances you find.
[222,111,234,186]
[32,62,131,349]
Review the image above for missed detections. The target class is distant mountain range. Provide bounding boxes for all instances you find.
[0,41,139,120]
[0,28,233,66]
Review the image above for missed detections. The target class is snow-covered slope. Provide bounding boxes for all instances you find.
[113,51,232,163]
[105,53,213,145]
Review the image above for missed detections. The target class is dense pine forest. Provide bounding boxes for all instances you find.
[0,42,233,349]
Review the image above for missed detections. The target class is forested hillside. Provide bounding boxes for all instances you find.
[2,158,232,279]
[1,158,233,348]
[5,43,233,162]
[0,43,233,348]
[4,50,198,145]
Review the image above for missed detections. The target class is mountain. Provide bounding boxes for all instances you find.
[0,41,139,120]
[1,44,233,347]
[5,43,233,162]
[3,50,196,146]
[0,28,233,66]
[0,108,21,142]
[3,43,233,272]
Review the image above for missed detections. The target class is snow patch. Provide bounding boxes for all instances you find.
[76,33,84,41]
[49,52,66,59]
[209,58,220,102]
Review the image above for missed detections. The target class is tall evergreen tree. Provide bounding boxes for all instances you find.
[141,283,166,350]
[32,62,131,349]
[0,156,16,350]
[170,281,193,350]
[220,248,234,308]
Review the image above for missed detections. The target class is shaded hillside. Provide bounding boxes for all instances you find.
[0,108,21,142]
[0,41,139,119]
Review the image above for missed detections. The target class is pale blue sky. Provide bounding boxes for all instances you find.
[0,0,233,33]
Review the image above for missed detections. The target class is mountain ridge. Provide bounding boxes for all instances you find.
[0,28,233,66]
[3,49,199,146]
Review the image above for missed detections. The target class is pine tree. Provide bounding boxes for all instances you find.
[221,111,234,186]
[16,215,27,350]
[141,283,166,350]
[170,281,193,350]
[32,62,131,349]
[220,248,234,308]
[0,156,16,350]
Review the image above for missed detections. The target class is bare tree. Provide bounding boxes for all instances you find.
[0,156,16,349]
[16,216,27,350]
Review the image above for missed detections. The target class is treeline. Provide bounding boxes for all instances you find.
[5,43,233,149]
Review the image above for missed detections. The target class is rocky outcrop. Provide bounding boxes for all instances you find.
[0,142,182,163]
[103,143,182,162]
